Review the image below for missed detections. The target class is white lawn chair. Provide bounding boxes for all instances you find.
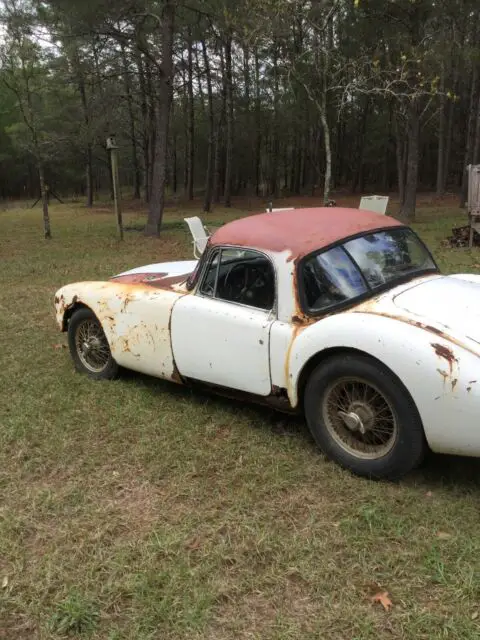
[359,195,389,215]
[265,206,295,213]
[184,216,209,259]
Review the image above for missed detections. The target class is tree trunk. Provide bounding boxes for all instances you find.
[254,48,261,196]
[38,163,51,239]
[145,0,174,237]
[72,47,93,207]
[193,42,205,118]
[351,97,370,193]
[224,35,234,207]
[460,65,479,206]
[394,112,406,206]
[242,44,254,194]
[186,28,194,200]
[399,102,420,222]
[145,57,156,203]
[172,130,177,193]
[121,43,141,199]
[443,60,460,193]
[213,97,225,204]
[202,39,214,213]
[474,88,480,164]
[320,107,332,204]
[86,145,93,207]
[213,47,226,204]
[382,101,393,190]
[135,50,150,201]
[270,42,280,197]
[436,63,446,196]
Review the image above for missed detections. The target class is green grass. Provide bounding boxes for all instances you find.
[1,200,480,639]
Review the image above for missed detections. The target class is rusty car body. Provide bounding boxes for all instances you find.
[54,208,480,479]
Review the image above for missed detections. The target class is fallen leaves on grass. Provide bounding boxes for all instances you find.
[436,531,452,540]
[185,537,202,551]
[371,591,393,612]
[53,343,67,350]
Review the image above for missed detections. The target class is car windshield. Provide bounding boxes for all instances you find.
[301,228,437,313]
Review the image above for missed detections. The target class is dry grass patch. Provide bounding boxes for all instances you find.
[1,202,480,639]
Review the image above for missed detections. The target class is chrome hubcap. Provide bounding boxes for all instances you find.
[338,400,376,435]
[322,378,397,460]
[75,319,110,373]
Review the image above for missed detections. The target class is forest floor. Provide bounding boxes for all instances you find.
[1,197,480,640]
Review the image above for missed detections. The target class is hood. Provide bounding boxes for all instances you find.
[392,274,480,344]
[111,260,198,288]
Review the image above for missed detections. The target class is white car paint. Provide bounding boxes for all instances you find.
[55,255,480,459]
[393,274,480,343]
[171,295,273,395]
[114,260,198,278]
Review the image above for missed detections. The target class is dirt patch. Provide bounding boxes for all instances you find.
[443,225,480,247]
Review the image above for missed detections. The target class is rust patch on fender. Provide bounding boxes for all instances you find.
[354,309,480,360]
[120,292,135,312]
[431,343,459,391]
[431,343,457,368]
[284,322,309,399]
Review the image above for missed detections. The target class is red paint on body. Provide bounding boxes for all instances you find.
[111,272,187,290]
[113,272,168,284]
[210,208,403,258]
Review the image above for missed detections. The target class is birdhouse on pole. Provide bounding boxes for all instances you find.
[106,135,118,150]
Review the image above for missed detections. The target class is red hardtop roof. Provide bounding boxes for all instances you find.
[210,207,403,259]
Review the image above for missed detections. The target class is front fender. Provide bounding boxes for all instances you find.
[288,312,480,456]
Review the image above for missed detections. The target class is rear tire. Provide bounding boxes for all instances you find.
[304,353,425,480]
[67,308,118,380]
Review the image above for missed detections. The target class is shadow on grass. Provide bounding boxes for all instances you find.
[410,450,480,490]
[119,367,308,435]
[120,368,480,491]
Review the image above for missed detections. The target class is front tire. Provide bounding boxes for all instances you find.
[304,354,425,480]
[67,308,118,380]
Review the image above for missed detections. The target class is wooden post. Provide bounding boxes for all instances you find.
[467,165,480,248]
[107,135,123,240]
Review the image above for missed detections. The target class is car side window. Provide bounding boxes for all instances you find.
[199,248,275,311]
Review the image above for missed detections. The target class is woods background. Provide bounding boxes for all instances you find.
[0,0,479,234]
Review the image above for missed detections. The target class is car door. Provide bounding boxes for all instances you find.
[171,247,276,395]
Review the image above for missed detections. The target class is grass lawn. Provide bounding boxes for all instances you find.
[1,198,480,639]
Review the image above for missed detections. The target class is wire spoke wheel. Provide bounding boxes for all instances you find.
[322,376,398,460]
[74,318,111,374]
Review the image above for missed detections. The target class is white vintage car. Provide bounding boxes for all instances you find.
[54,207,480,480]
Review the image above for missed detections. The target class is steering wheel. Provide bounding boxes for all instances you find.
[223,264,250,302]
[202,280,215,297]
